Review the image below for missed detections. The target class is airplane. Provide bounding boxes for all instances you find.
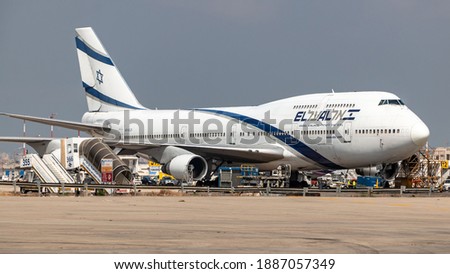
[0,27,430,184]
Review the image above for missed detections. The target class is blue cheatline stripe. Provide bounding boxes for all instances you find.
[76,37,114,66]
[198,109,344,169]
[82,82,144,110]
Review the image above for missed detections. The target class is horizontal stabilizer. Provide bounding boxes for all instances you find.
[0,112,108,134]
[0,136,54,144]
[0,136,58,156]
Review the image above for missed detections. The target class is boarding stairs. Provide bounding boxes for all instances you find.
[79,156,102,184]
[42,154,75,185]
[79,138,132,185]
[79,156,115,195]
[76,139,134,195]
[27,154,60,193]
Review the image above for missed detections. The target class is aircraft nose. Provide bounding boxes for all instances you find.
[411,121,429,147]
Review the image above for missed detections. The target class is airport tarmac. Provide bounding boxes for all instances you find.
[0,195,450,254]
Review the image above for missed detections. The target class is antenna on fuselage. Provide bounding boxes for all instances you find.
[331,89,335,93]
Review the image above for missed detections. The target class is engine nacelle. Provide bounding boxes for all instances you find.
[379,162,400,181]
[161,154,208,181]
[356,163,400,181]
[356,166,379,177]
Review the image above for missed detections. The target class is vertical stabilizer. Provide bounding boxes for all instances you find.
[75,27,146,112]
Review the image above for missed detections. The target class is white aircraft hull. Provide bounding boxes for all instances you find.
[0,27,430,181]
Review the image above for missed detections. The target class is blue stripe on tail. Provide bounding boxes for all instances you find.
[76,37,114,66]
[83,82,144,110]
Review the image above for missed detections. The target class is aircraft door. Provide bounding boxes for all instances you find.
[181,126,188,143]
[229,124,237,145]
[343,122,352,143]
[283,123,296,145]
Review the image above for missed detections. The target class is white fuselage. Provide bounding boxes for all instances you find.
[82,91,429,171]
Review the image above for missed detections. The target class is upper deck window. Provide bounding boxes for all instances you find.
[378,99,405,106]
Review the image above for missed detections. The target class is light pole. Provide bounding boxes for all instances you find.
[50,113,56,138]
[22,120,26,156]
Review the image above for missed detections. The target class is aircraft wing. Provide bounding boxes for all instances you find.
[0,136,58,156]
[178,144,285,163]
[1,112,284,163]
[0,112,107,134]
[0,136,54,144]
[111,140,284,163]
[0,136,283,163]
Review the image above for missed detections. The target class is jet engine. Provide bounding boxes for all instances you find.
[355,166,379,177]
[379,162,400,181]
[356,162,400,181]
[161,154,208,181]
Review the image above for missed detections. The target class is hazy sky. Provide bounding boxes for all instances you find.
[0,0,449,155]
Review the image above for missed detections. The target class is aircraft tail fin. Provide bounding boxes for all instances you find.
[75,27,146,112]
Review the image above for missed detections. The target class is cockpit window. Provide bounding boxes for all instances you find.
[378,99,405,106]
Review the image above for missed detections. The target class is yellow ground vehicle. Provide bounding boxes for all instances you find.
[148,161,175,182]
